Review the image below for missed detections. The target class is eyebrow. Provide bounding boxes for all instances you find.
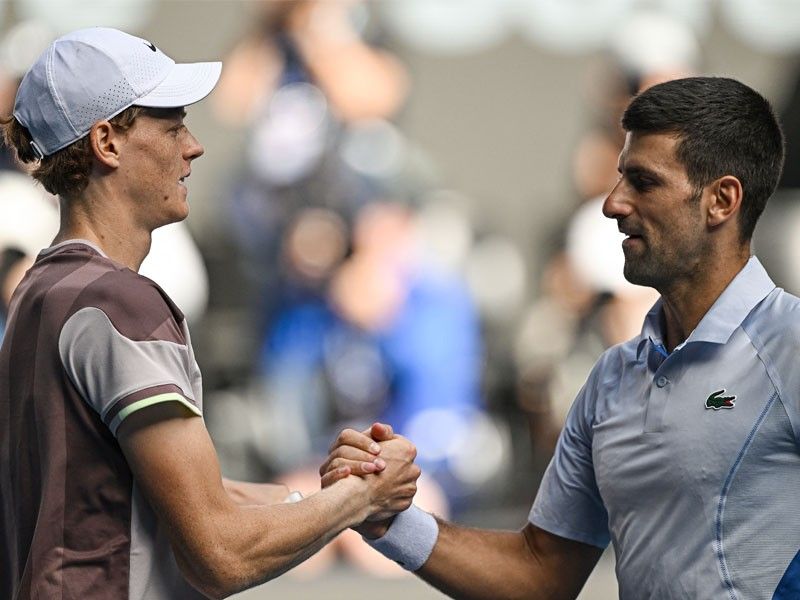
[617,161,665,184]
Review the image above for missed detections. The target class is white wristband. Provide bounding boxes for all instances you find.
[364,505,439,571]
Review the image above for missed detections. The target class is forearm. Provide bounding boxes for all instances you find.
[221,477,289,506]
[369,516,599,600]
[174,477,369,597]
[119,406,374,598]
[417,521,548,600]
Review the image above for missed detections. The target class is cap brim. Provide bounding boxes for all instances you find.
[135,61,222,108]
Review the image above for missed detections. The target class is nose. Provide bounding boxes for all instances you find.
[183,128,204,161]
[602,177,630,222]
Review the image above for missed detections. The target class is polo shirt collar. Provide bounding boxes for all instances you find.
[638,256,775,358]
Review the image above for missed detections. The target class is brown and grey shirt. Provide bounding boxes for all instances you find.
[0,240,205,599]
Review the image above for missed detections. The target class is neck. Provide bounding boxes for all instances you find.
[659,247,750,352]
[53,186,152,271]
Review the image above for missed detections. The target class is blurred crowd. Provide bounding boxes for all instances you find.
[3,0,800,579]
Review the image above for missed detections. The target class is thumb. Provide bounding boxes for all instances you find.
[370,422,394,441]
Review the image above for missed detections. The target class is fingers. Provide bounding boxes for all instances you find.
[375,434,417,463]
[321,465,350,489]
[319,456,386,479]
[360,448,421,521]
[329,428,383,456]
[319,444,387,477]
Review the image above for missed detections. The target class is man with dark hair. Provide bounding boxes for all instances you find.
[0,27,420,599]
[620,76,784,242]
[325,76,800,598]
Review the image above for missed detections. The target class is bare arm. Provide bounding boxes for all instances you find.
[418,521,601,600]
[118,404,418,599]
[221,478,291,506]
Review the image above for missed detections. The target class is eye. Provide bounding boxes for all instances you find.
[630,175,655,192]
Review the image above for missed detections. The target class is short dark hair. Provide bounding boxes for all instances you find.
[622,77,785,241]
[0,105,151,199]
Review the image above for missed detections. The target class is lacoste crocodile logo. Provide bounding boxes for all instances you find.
[705,389,736,410]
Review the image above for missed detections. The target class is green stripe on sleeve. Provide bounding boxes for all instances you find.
[110,392,201,435]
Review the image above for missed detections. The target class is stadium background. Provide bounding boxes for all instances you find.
[2,1,800,597]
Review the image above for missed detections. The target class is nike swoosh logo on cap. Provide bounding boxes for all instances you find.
[145,41,157,52]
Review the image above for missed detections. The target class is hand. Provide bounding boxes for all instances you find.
[319,423,395,484]
[320,423,420,538]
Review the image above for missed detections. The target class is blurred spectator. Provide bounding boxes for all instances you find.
[250,200,484,575]
[574,10,700,204]
[0,172,55,346]
[208,6,487,557]
[260,204,483,475]
[516,11,698,455]
[211,0,410,339]
[214,0,408,127]
[515,199,658,453]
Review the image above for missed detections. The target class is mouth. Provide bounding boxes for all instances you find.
[618,225,644,250]
[621,234,644,254]
[179,172,190,187]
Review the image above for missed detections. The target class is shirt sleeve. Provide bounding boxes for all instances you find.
[529,363,610,549]
[59,304,201,436]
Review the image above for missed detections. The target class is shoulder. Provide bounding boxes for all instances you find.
[740,287,800,399]
[742,287,800,353]
[587,340,636,391]
[69,261,185,344]
[564,338,639,428]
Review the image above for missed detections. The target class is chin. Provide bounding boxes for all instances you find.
[154,209,189,231]
[623,263,651,288]
[171,199,191,222]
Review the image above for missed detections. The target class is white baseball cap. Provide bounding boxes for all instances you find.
[13,27,222,159]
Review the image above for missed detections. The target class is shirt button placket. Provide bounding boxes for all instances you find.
[644,374,670,433]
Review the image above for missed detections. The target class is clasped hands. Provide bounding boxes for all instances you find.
[319,423,421,538]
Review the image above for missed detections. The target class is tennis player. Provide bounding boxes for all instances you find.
[325,77,800,599]
[0,27,419,599]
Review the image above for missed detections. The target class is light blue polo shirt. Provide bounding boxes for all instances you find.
[530,257,800,599]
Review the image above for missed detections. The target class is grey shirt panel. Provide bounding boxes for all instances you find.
[59,306,201,434]
[129,483,206,600]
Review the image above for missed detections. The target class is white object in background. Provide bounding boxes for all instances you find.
[380,0,507,55]
[513,0,637,54]
[464,235,527,321]
[0,19,54,77]
[722,0,800,54]
[0,172,59,256]
[140,222,209,323]
[610,10,700,76]
[17,0,156,35]
[283,491,304,503]
[249,82,329,186]
[566,195,653,297]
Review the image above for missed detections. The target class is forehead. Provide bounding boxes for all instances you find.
[141,106,186,121]
[619,131,688,179]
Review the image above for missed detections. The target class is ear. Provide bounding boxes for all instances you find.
[88,121,121,168]
[706,175,743,229]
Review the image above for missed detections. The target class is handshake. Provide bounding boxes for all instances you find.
[318,422,421,539]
